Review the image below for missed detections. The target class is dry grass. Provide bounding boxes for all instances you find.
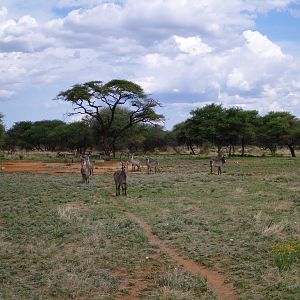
[57,203,85,221]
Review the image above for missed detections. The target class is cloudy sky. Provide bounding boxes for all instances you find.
[1,0,300,129]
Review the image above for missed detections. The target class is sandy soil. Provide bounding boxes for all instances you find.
[0,160,121,174]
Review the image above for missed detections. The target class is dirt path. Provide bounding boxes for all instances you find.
[104,181,239,300]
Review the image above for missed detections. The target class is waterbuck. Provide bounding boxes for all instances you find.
[86,155,95,175]
[80,154,94,176]
[81,158,90,184]
[113,162,128,196]
[63,153,75,163]
[146,157,159,174]
[210,155,226,175]
[99,153,111,161]
[129,153,141,171]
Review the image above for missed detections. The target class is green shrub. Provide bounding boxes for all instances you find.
[272,240,300,271]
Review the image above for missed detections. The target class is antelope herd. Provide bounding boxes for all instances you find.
[74,151,226,195]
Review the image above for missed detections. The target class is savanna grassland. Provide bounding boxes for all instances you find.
[1,154,300,299]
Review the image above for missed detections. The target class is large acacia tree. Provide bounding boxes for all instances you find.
[56,80,163,154]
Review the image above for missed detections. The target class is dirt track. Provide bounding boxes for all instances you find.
[0,161,121,174]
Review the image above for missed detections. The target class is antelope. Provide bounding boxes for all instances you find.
[100,154,111,161]
[81,157,90,184]
[63,153,75,163]
[146,157,159,174]
[210,155,226,175]
[80,154,94,175]
[129,153,141,171]
[113,162,128,196]
[86,155,94,175]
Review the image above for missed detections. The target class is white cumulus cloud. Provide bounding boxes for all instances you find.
[174,35,213,55]
[243,30,285,58]
[1,0,300,129]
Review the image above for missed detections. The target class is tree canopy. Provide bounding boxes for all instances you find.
[3,102,300,157]
[56,79,164,155]
[257,112,300,157]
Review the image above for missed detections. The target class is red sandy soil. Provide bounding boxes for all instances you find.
[0,161,121,174]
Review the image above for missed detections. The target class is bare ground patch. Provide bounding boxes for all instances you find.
[1,161,121,174]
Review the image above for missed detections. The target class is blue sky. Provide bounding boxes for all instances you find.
[1,0,300,130]
[256,8,300,43]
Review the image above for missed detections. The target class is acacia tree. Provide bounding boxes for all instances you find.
[257,111,299,157]
[188,104,228,155]
[172,120,197,154]
[225,108,259,156]
[5,121,33,151]
[23,120,65,151]
[57,80,163,155]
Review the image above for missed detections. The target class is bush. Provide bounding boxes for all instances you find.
[272,240,300,271]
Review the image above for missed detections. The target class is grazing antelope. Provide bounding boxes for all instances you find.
[81,157,90,184]
[146,157,159,174]
[100,153,111,161]
[63,152,75,163]
[210,155,226,175]
[113,162,128,196]
[129,153,141,171]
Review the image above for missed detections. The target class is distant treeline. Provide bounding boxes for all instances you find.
[1,104,300,157]
[173,104,300,157]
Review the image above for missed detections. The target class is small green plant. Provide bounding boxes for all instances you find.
[272,240,300,271]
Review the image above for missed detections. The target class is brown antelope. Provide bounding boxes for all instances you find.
[87,156,95,175]
[80,154,94,175]
[62,152,75,163]
[113,162,128,196]
[129,153,141,171]
[146,157,159,174]
[100,153,111,161]
[210,155,226,175]
[81,158,90,184]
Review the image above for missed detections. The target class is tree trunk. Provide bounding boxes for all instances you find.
[102,132,111,155]
[287,144,296,157]
[241,138,245,157]
[229,144,232,156]
[186,142,190,151]
[189,140,195,155]
[112,143,116,159]
[269,145,277,156]
[217,145,222,156]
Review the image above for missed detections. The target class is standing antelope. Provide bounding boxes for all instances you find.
[210,155,226,175]
[129,153,141,171]
[80,154,94,175]
[86,155,94,175]
[146,157,159,174]
[113,162,128,196]
[81,157,90,184]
